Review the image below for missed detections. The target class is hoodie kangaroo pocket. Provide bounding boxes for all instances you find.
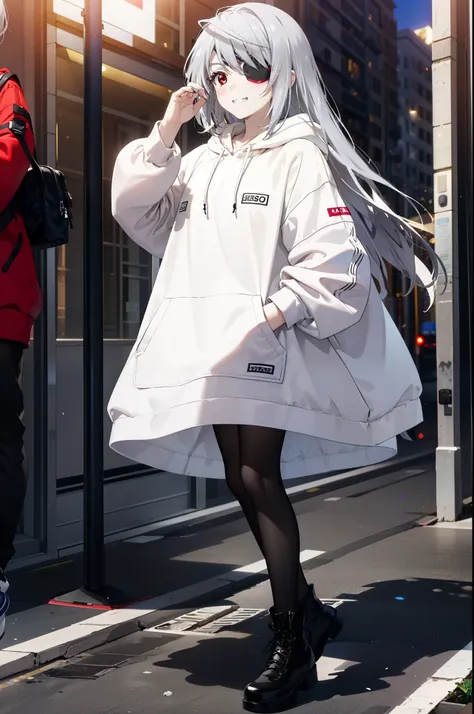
[133,293,286,389]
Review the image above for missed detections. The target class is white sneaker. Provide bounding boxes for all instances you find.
[0,572,10,641]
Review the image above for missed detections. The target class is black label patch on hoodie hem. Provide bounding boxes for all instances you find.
[178,201,188,213]
[241,193,269,206]
[247,363,275,375]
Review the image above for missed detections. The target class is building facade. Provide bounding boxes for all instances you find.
[302,0,401,323]
[303,0,399,178]
[390,27,435,355]
[394,27,434,216]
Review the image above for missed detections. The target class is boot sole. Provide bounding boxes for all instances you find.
[242,666,318,713]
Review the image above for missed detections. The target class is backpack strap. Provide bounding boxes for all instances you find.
[0,206,15,232]
[0,116,40,233]
[0,73,38,233]
[12,103,33,129]
[2,116,39,170]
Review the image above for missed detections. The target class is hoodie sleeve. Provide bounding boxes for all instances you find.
[268,142,371,340]
[111,122,192,258]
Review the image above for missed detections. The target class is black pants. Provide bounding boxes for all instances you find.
[0,339,26,572]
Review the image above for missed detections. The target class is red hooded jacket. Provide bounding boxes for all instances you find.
[0,69,42,347]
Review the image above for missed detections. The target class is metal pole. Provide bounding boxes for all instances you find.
[469,0,474,503]
[32,0,49,550]
[432,0,465,520]
[455,0,473,502]
[83,0,104,590]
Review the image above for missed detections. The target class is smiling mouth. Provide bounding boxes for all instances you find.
[232,97,248,103]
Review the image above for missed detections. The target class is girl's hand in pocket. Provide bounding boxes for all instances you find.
[263,302,286,331]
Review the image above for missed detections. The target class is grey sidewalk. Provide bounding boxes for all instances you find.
[2,445,434,650]
[0,452,471,714]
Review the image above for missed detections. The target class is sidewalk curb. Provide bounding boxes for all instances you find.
[388,641,472,714]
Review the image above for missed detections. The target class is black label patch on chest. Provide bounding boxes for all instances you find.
[247,363,275,375]
[178,200,188,213]
[241,193,269,206]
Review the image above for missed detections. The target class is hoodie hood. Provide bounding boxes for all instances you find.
[202,113,328,218]
[208,113,328,155]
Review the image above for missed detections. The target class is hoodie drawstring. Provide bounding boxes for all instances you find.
[203,147,226,219]
[203,145,256,219]
[201,115,319,219]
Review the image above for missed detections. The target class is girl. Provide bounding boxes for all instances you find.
[109,4,442,711]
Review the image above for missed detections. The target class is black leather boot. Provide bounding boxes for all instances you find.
[243,608,317,713]
[300,585,343,661]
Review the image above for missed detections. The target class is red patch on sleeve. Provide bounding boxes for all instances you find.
[327,206,351,217]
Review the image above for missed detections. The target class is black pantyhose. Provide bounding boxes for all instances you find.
[213,424,310,613]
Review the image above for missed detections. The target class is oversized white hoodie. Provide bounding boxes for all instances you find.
[108,114,423,479]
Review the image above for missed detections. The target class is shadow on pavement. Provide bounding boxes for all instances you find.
[151,577,472,704]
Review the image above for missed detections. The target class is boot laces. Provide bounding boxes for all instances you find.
[263,621,295,676]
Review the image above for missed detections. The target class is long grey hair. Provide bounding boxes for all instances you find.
[184,3,444,303]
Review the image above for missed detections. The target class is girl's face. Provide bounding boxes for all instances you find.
[208,52,272,120]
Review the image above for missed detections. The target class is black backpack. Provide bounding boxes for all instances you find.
[0,71,73,249]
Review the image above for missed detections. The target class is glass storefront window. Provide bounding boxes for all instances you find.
[56,45,172,339]
[156,20,180,54]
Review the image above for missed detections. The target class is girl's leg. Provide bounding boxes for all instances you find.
[213,424,267,554]
[213,425,310,603]
[234,426,316,711]
[237,425,301,613]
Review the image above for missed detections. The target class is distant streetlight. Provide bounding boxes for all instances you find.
[409,109,419,119]
[414,25,433,46]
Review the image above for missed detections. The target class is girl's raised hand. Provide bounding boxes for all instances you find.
[162,84,207,128]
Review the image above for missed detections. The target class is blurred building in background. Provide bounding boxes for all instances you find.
[303,0,399,179]
[390,25,435,376]
[394,26,434,216]
[301,0,403,327]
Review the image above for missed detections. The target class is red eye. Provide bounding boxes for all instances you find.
[211,71,227,86]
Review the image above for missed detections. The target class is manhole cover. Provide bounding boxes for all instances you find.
[198,608,265,634]
[80,653,132,667]
[46,664,113,680]
[146,605,236,635]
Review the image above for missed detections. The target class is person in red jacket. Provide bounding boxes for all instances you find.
[0,0,43,639]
